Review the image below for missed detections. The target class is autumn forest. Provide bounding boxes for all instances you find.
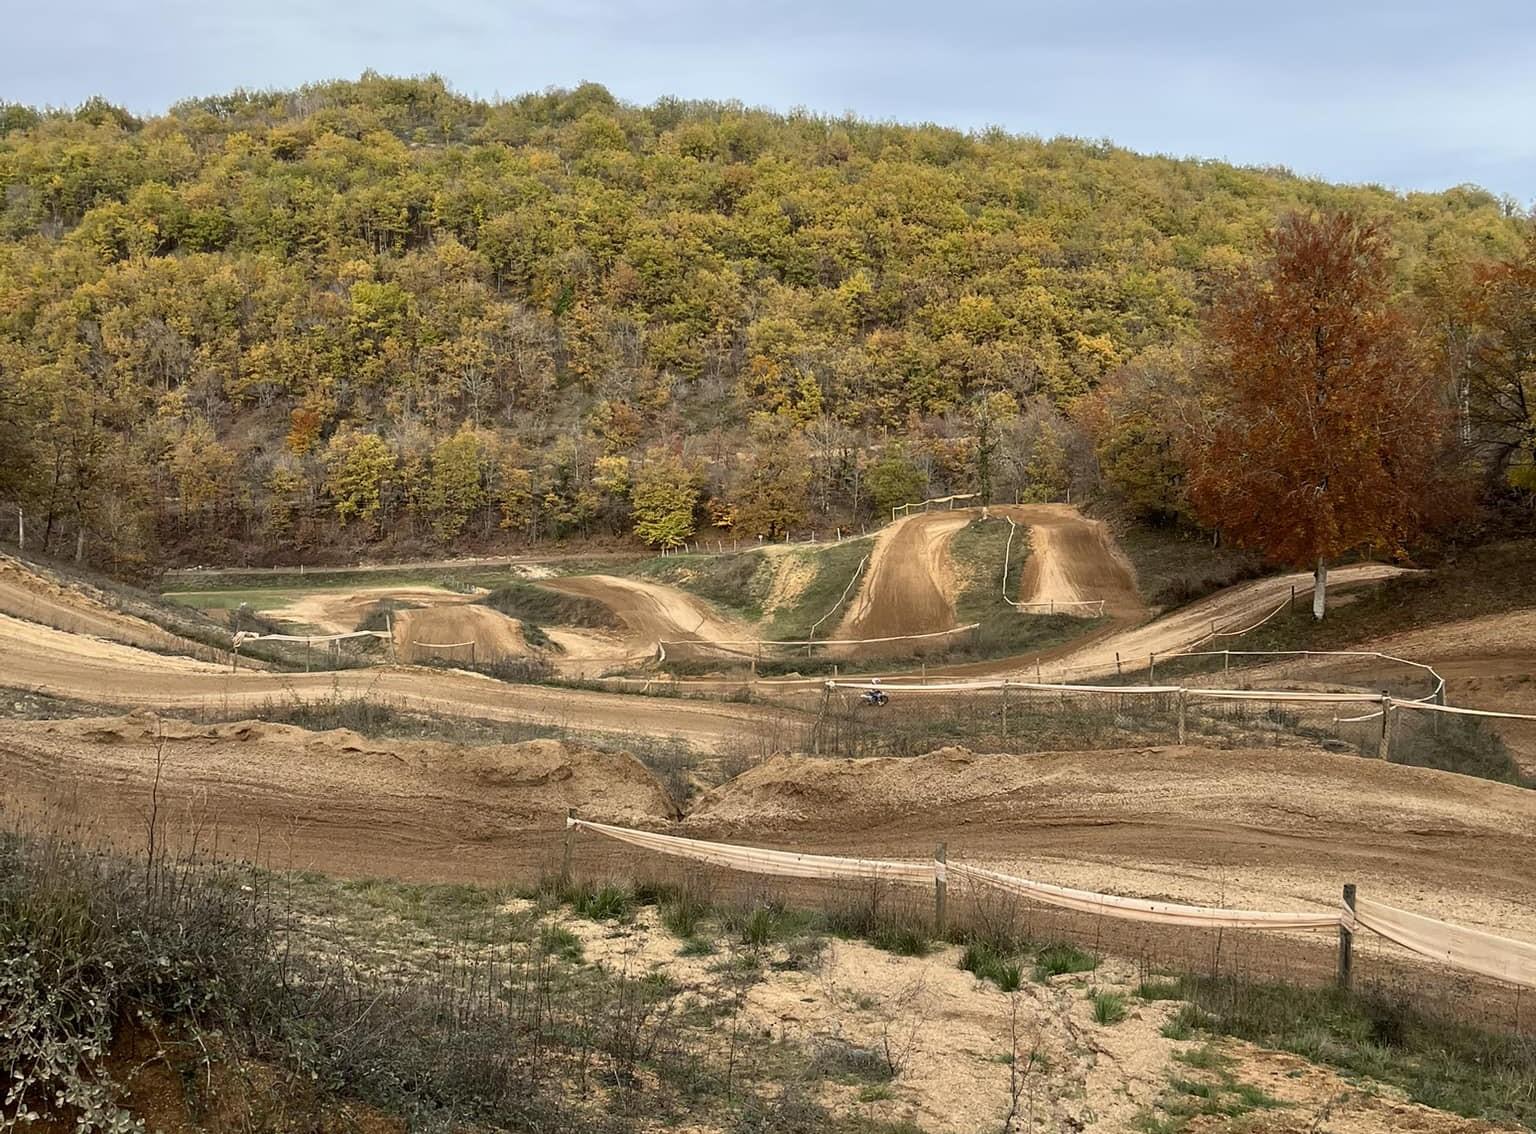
[1,73,1533,576]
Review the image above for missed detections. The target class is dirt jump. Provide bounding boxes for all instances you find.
[541,574,745,647]
[0,612,799,752]
[836,510,971,642]
[391,604,530,665]
[1001,504,1143,619]
[253,584,480,635]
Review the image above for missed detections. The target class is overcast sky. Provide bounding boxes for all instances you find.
[6,0,1534,200]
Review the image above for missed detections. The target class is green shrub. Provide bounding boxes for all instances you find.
[1033,943,1097,981]
[1091,989,1128,1025]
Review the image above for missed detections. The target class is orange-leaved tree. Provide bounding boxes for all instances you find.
[1186,211,1451,619]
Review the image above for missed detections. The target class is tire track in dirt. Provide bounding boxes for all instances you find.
[0,612,799,751]
[540,575,745,647]
[835,510,971,642]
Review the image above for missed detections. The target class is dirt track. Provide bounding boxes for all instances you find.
[254,584,479,635]
[836,510,970,641]
[8,717,1532,961]
[541,574,744,646]
[1002,504,1143,619]
[392,604,529,664]
[0,612,798,751]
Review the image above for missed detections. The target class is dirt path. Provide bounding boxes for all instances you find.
[836,510,971,641]
[540,574,745,646]
[0,612,799,752]
[1001,504,1144,619]
[255,584,480,635]
[1028,564,1411,680]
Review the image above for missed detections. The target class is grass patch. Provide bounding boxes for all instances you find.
[757,540,874,641]
[479,578,622,630]
[1136,979,1186,1001]
[959,939,1024,992]
[1113,523,1266,612]
[630,551,774,621]
[1091,989,1128,1024]
[1159,974,1536,1128]
[1033,943,1097,981]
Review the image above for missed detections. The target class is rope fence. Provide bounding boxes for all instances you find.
[1000,517,1106,616]
[568,818,1536,993]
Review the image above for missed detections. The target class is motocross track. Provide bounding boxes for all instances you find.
[835,510,971,642]
[391,603,530,664]
[540,573,746,646]
[0,612,798,751]
[8,719,1534,1016]
[251,584,480,635]
[1002,503,1143,619]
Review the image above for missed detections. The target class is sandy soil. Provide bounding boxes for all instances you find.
[687,746,1536,940]
[0,612,798,752]
[257,584,480,635]
[1002,504,1144,621]
[0,553,221,659]
[391,604,530,664]
[541,574,746,647]
[3,714,676,877]
[836,511,972,643]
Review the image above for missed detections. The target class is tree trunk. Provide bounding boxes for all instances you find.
[1313,558,1328,621]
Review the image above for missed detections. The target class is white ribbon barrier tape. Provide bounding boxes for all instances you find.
[413,640,476,650]
[1391,699,1536,722]
[661,624,980,649]
[949,863,1338,930]
[233,630,391,646]
[825,678,1382,704]
[1354,898,1536,990]
[566,819,934,886]
[570,821,1536,988]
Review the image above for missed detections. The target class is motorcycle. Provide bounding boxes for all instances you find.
[860,688,889,707]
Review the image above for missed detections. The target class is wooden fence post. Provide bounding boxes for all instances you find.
[934,843,948,937]
[1001,681,1010,738]
[1115,652,1121,677]
[1149,653,1157,683]
[1177,688,1187,744]
[1338,883,1356,989]
[1378,695,1394,760]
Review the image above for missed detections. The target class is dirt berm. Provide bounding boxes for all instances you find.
[4,715,677,878]
[686,745,1536,941]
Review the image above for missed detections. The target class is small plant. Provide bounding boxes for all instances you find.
[1091,989,1127,1025]
[679,936,716,957]
[1136,979,1185,1001]
[960,940,1022,991]
[869,922,932,958]
[661,890,711,938]
[1033,943,1096,981]
[571,882,635,922]
[537,923,584,962]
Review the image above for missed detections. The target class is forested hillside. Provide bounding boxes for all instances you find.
[0,73,1528,572]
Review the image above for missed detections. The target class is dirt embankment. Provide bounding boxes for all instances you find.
[0,553,222,659]
[541,574,745,646]
[836,510,971,642]
[687,745,1536,940]
[3,714,677,878]
[391,604,531,664]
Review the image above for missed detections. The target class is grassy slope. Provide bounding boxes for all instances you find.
[949,518,1101,658]
[1112,524,1267,613]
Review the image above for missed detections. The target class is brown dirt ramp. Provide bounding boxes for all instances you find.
[392,604,532,664]
[835,510,970,641]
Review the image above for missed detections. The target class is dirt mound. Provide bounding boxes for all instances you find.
[0,553,219,659]
[541,574,743,645]
[686,744,1536,938]
[836,511,970,643]
[392,604,532,664]
[261,584,479,634]
[3,714,677,878]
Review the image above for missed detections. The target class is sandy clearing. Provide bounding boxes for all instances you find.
[836,510,971,643]
[392,604,530,664]
[541,574,745,646]
[0,612,798,752]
